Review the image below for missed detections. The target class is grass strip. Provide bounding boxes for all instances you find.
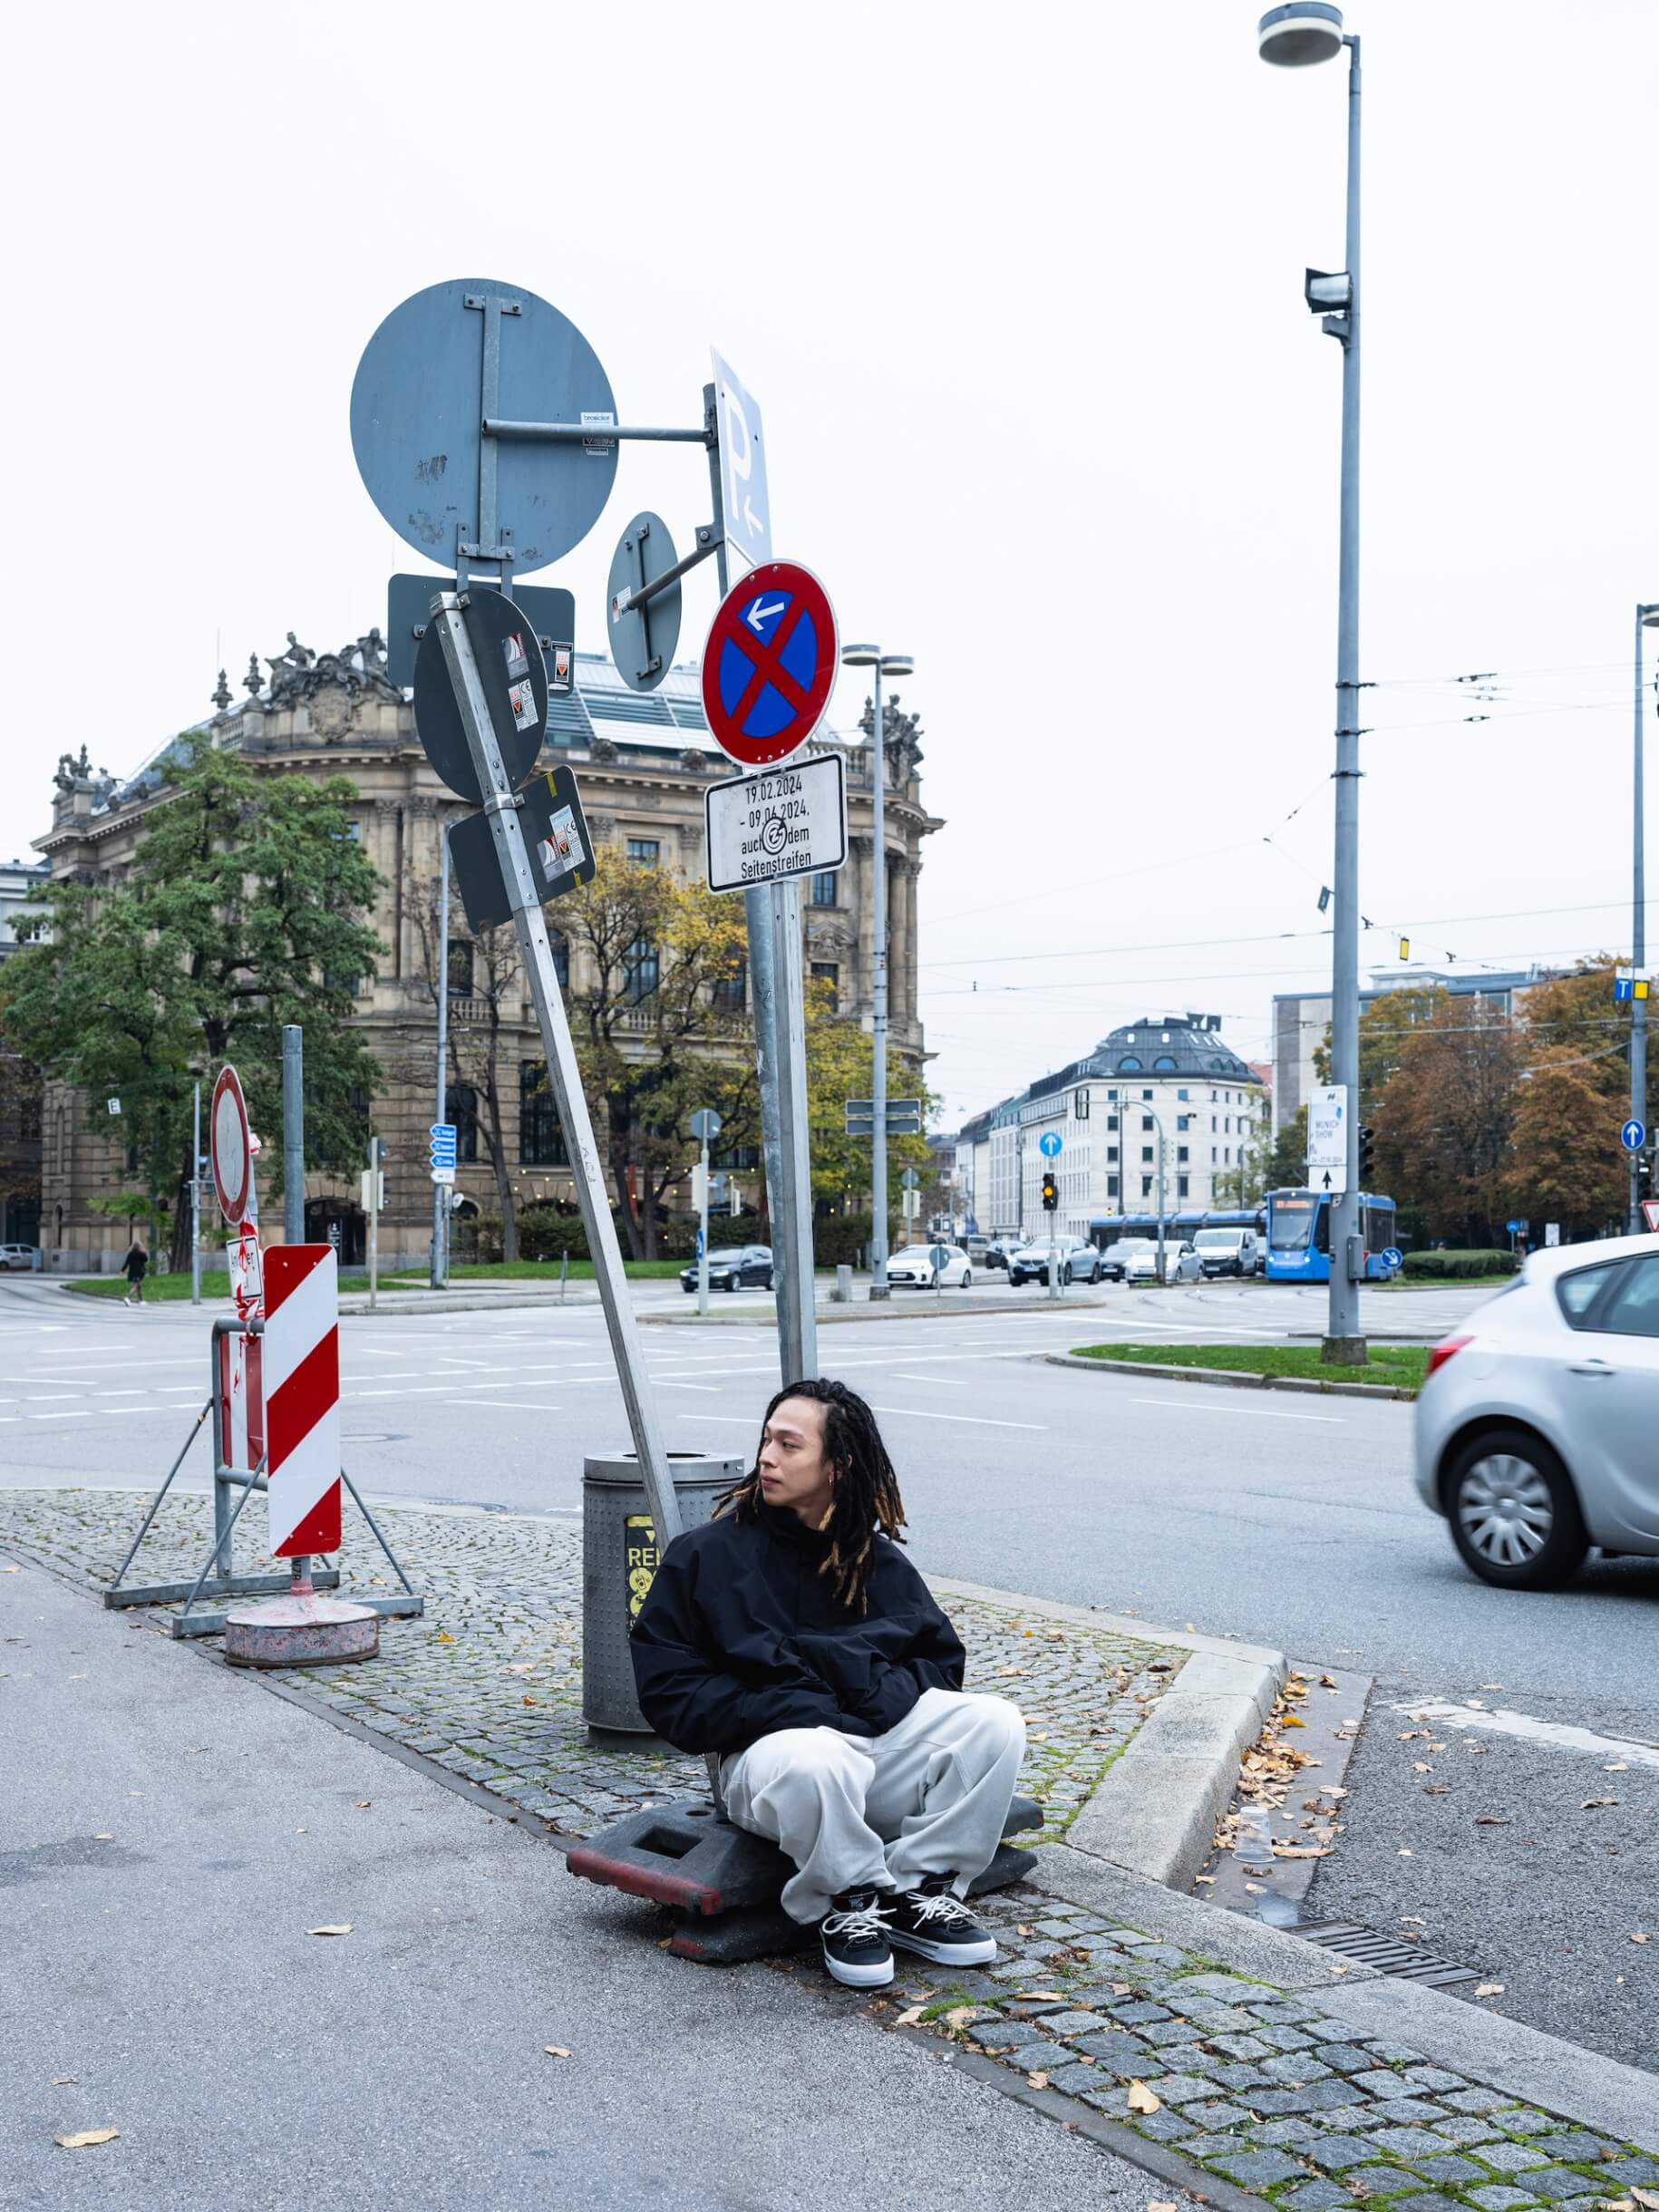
[1069,1340,1430,1392]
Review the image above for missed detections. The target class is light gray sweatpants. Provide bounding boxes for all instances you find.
[720,1687,1025,1925]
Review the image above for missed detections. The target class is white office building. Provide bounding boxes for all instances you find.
[965,1016,1267,1243]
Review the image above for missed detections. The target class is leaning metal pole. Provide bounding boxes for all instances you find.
[1632,605,1649,1236]
[869,661,890,1300]
[1325,32,1364,1357]
[432,598,684,1554]
[433,825,451,1287]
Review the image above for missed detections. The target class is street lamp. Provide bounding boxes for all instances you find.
[1630,603,1659,1233]
[841,640,914,1301]
[1258,2,1366,1362]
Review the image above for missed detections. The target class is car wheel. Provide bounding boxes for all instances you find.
[1443,1429,1587,1590]
[762,1272,774,1291]
[1062,1264,1073,1285]
[724,1275,740,1293]
[959,1266,972,1288]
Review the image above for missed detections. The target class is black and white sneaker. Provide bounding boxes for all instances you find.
[887,1875,997,1965]
[820,1888,895,1987]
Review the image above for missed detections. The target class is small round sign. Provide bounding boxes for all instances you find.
[1381,1246,1403,1270]
[1038,1130,1063,1159]
[413,587,548,804]
[210,1065,253,1227]
[606,511,682,693]
[1622,1117,1646,1152]
[700,560,838,767]
[929,1242,951,1272]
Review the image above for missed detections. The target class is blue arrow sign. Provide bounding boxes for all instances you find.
[1038,1131,1062,1159]
[1381,1246,1403,1269]
[1622,1118,1646,1151]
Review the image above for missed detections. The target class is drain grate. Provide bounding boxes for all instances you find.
[1297,1920,1480,1988]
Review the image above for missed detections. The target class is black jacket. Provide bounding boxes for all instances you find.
[629,1502,965,1756]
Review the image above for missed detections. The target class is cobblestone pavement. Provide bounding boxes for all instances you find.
[830,1887,1659,2205]
[0,1488,1184,1840]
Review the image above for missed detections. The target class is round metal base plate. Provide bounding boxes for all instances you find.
[223,1594,380,1669]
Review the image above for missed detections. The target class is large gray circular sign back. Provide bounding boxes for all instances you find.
[606,510,682,693]
[351,279,618,574]
[413,589,548,804]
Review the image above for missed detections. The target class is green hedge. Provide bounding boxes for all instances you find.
[1401,1247,1518,1279]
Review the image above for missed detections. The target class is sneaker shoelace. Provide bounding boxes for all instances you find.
[823,1897,892,1945]
[906,1888,975,1927]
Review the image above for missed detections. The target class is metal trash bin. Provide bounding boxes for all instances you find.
[582,1450,743,1735]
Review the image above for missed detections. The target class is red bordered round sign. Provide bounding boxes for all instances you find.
[210,1064,253,1227]
[699,559,839,768]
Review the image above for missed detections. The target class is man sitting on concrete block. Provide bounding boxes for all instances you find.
[630,1377,1025,1988]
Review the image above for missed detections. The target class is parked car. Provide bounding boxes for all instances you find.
[0,1243,40,1271]
[1191,1227,1264,1278]
[887,1243,974,1289]
[1414,1236,1659,1588]
[981,1241,1014,1272]
[1104,1237,1201,1285]
[1007,1236,1103,1286]
[679,1244,774,1294]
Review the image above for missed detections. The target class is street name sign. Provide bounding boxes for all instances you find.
[701,561,838,768]
[845,1098,923,1136]
[1038,1131,1063,1159]
[703,752,846,894]
[387,575,575,691]
[711,349,770,570]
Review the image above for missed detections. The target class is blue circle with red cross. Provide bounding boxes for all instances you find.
[701,560,839,767]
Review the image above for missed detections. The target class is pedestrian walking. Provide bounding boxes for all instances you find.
[121,1236,150,1306]
[630,1377,1025,1989]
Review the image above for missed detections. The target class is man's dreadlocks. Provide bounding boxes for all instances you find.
[713,1376,907,1615]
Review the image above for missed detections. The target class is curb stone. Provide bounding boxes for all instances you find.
[930,1577,1286,1888]
[1045,1351,1418,1402]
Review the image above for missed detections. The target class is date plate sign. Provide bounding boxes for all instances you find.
[703,751,847,896]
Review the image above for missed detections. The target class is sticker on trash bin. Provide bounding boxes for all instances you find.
[626,1513,660,1621]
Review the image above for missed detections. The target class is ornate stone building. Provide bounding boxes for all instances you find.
[31,633,937,1270]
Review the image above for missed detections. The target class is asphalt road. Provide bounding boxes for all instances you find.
[4,1271,1654,2069]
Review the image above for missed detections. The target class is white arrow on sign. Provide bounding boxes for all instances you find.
[745,597,784,635]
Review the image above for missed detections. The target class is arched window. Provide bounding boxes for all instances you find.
[1152,1055,1177,1071]
[1117,1055,1142,1072]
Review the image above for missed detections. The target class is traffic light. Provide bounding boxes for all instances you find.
[1358,1124,1375,1184]
[1041,1171,1059,1213]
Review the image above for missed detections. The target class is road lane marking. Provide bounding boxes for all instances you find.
[1392,1698,1659,1771]
[1129,1396,1345,1424]
[866,1405,1047,1431]
[888,1373,972,1388]
[28,1411,92,1421]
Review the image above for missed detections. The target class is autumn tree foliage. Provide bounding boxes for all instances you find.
[1502,962,1634,1238]
[1371,995,1524,1246]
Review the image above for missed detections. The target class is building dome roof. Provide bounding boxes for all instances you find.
[1101,1017,1256,1082]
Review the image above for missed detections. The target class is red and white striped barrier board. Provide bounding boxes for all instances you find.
[263,1245,341,1557]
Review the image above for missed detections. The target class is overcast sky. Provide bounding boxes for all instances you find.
[5,0,1655,1127]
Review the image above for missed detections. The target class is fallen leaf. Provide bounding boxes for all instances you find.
[306,1924,353,1936]
[1581,1798,1619,1810]
[944,2006,978,2033]
[1412,1762,1433,1773]
[1319,1674,1338,1689]
[543,2045,572,2059]
[891,2004,926,2028]
[1605,1763,1630,1773]
[92,1834,113,1842]
[1630,1932,1651,1945]
[1319,1784,1348,1799]
[354,1800,372,1809]
[1126,2081,1162,2114]
[1479,1683,1504,1690]
[1397,1729,1430,1741]
[49,2076,77,2086]
[1630,2190,1659,2210]
[1111,1982,1132,1995]
[1014,1990,1065,2002]
[53,2130,119,2149]
[1474,1982,1506,1997]
[1193,1874,1217,1885]
[1474,1814,1509,1826]
[1027,2070,1051,2089]
[1281,1714,1306,1730]
[1397,1848,1413,1857]
[1424,1785,1450,1796]
[1245,1881,1264,1894]
[1327,1960,1352,1974]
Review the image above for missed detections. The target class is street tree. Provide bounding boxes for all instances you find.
[0,733,384,1269]
[1502,960,1634,1237]
[803,975,935,1216]
[1372,995,1523,1245]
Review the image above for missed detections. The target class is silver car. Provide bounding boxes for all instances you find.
[1413,1233,1659,1588]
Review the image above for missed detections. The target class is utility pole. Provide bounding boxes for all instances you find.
[1630,604,1659,1233]
[281,1024,304,1247]
[433,823,451,1288]
[189,1082,201,1306]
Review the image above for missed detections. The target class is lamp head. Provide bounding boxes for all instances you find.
[878,654,914,678]
[1258,3,1344,64]
[841,643,880,668]
[1642,605,1659,627]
